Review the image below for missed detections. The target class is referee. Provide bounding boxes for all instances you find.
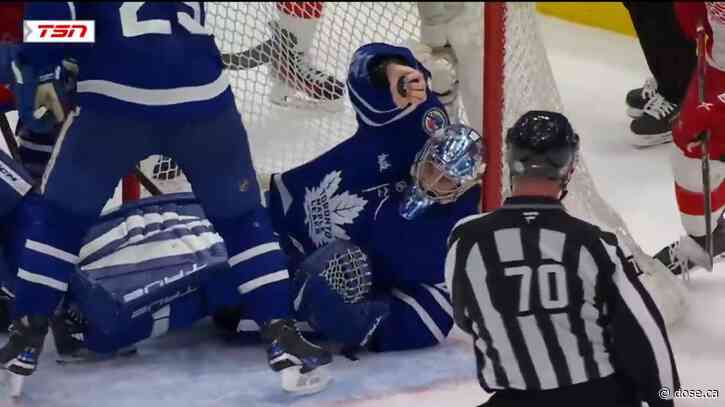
[446,111,679,406]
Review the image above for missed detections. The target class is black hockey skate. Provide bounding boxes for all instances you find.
[626,77,657,118]
[51,304,136,364]
[51,303,89,361]
[268,21,345,104]
[630,93,679,147]
[0,288,13,333]
[654,216,725,275]
[260,319,332,394]
[0,315,49,376]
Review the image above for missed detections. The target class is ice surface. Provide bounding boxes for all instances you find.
[1,13,724,407]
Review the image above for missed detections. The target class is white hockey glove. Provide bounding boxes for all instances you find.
[403,39,460,122]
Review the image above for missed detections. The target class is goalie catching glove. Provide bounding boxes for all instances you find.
[293,240,391,350]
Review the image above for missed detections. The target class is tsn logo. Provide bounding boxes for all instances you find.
[23,20,95,43]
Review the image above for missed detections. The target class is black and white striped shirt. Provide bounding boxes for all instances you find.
[445,196,678,406]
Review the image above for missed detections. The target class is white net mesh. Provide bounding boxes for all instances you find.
[319,246,373,304]
[128,3,645,264]
[499,3,646,259]
[133,2,422,195]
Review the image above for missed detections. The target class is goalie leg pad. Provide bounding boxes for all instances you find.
[70,194,227,354]
[293,240,390,348]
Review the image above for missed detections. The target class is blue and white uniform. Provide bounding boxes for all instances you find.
[268,43,481,351]
[12,3,291,325]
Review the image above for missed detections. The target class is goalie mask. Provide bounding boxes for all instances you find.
[400,124,484,220]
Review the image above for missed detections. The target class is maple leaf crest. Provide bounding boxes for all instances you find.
[304,171,367,247]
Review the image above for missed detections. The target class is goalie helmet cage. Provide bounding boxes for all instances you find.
[121,2,647,263]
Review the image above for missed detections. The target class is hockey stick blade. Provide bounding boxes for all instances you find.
[222,23,299,71]
[696,23,715,271]
[221,39,274,71]
[133,167,162,196]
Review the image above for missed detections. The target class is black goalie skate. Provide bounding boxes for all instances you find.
[260,319,332,395]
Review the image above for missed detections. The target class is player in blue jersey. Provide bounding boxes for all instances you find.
[214,42,485,353]
[0,2,330,394]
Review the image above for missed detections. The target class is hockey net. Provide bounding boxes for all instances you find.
[123,2,646,264]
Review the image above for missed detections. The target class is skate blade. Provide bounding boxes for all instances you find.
[269,81,345,113]
[626,106,643,119]
[0,370,24,398]
[280,365,331,396]
[270,94,345,114]
[56,346,137,365]
[630,132,672,148]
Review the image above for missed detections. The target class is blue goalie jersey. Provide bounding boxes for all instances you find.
[267,43,482,351]
[20,2,233,120]
[268,43,481,291]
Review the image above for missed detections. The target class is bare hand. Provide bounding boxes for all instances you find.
[386,63,427,109]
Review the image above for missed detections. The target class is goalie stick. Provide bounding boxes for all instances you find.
[697,22,715,272]
[133,167,162,197]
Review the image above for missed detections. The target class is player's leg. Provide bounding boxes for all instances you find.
[165,107,331,393]
[654,148,725,274]
[623,2,695,146]
[0,148,34,334]
[654,66,725,274]
[269,2,344,105]
[416,2,482,134]
[0,108,154,376]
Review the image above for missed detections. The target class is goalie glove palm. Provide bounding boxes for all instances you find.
[293,240,391,348]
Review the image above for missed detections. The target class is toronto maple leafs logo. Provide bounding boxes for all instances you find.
[304,171,367,247]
